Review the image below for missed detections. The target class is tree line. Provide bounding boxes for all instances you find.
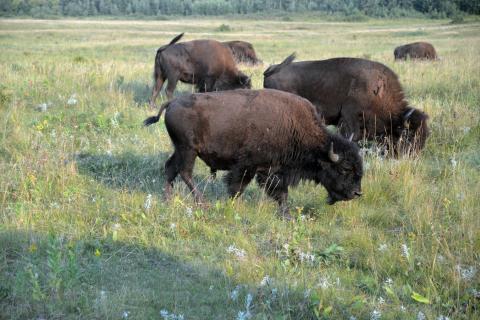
[1,0,478,18]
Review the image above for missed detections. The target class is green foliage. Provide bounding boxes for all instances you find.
[216,23,232,32]
[1,0,479,17]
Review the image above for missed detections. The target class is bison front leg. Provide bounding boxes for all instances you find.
[256,172,291,220]
[225,167,255,199]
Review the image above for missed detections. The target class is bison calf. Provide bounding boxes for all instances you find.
[394,42,438,60]
[264,54,430,155]
[150,33,251,107]
[144,89,363,218]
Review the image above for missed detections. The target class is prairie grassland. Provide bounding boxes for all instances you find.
[0,17,479,319]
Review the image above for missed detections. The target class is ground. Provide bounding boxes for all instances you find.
[0,16,479,319]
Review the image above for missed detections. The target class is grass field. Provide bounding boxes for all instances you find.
[0,16,479,319]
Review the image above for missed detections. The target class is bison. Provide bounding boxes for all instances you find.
[223,40,262,65]
[263,54,429,155]
[149,33,251,107]
[144,89,363,218]
[394,42,438,60]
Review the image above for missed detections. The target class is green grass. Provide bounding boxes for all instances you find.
[1,17,479,319]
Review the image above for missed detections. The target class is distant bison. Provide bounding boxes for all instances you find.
[149,33,251,107]
[144,89,363,217]
[264,54,429,154]
[223,40,262,65]
[394,42,438,60]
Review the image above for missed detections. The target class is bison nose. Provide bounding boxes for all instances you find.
[353,191,362,197]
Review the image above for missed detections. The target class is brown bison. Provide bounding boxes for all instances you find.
[394,42,438,60]
[263,54,429,154]
[144,89,363,218]
[149,33,251,107]
[223,40,262,65]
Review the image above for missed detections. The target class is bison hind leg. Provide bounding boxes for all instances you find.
[165,149,204,203]
[225,167,256,199]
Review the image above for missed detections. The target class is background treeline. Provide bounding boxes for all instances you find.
[1,0,478,18]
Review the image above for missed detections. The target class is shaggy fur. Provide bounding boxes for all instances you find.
[223,40,262,65]
[394,42,438,60]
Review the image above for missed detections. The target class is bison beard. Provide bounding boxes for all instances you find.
[263,54,430,155]
[144,89,363,218]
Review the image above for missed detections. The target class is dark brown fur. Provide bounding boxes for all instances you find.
[223,41,262,65]
[394,42,438,60]
[144,89,363,217]
[263,54,429,154]
[149,33,251,107]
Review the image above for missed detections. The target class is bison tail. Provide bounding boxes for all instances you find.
[143,101,171,127]
[263,53,296,77]
[156,32,184,54]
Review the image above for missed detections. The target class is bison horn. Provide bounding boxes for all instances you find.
[403,108,415,128]
[329,142,340,163]
[348,133,354,141]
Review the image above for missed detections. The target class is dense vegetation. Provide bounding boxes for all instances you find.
[1,16,479,319]
[0,0,479,18]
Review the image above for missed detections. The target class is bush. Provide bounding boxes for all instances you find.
[216,24,231,32]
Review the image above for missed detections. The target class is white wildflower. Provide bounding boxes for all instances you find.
[472,288,480,298]
[186,207,193,218]
[36,103,48,112]
[378,243,388,252]
[385,278,393,285]
[260,275,271,287]
[350,316,357,320]
[160,310,169,317]
[170,223,176,231]
[99,290,106,301]
[463,127,471,134]
[450,157,457,169]
[417,311,426,320]
[67,94,77,105]
[400,305,406,312]
[299,251,315,263]
[112,223,121,231]
[209,285,214,291]
[319,276,331,289]
[378,297,385,305]
[401,244,410,259]
[227,244,246,260]
[144,194,153,210]
[230,285,241,301]
[122,311,130,319]
[456,265,477,281]
[371,309,382,320]
[237,311,250,320]
[304,289,311,299]
[437,316,450,320]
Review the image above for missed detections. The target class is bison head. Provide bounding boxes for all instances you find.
[215,73,251,91]
[396,108,430,153]
[316,135,363,205]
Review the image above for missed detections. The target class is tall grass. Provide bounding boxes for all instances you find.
[0,17,479,319]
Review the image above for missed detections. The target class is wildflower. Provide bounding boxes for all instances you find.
[237,311,250,320]
[385,278,393,285]
[472,289,480,298]
[170,223,176,231]
[144,194,153,210]
[370,309,382,320]
[160,310,169,317]
[437,316,450,320]
[260,275,271,287]
[29,243,37,253]
[298,251,315,263]
[378,243,388,252]
[122,311,130,319]
[456,265,477,281]
[100,290,106,300]
[401,244,410,259]
[95,248,101,257]
[378,297,385,305]
[417,311,426,320]
[350,316,357,320]
[230,285,241,301]
[227,244,246,260]
[304,289,311,299]
[36,103,48,112]
[186,207,193,217]
[319,276,331,289]
[463,127,471,134]
[67,94,77,105]
[400,305,406,312]
[450,157,457,169]
[209,285,214,291]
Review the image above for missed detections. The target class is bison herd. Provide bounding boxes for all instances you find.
[144,33,436,218]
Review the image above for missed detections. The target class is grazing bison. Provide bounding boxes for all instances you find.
[144,89,363,217]
[394,42,438,60]
[223,40,262,65]
[263,54,429,154]
[149,33,251,107]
